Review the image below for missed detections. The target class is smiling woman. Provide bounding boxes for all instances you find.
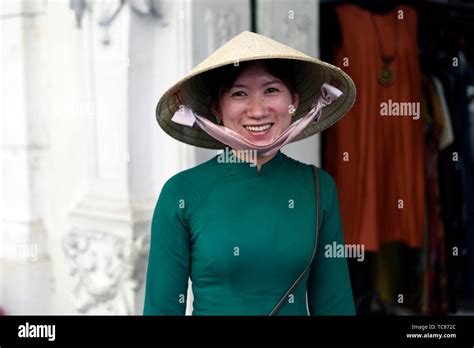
[144,31,357,316]
[206,60,300,168]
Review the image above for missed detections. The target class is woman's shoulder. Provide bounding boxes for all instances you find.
[159,155,224,197]
[282,153,337,191]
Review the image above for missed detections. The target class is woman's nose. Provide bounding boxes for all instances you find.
[246,96,268,118]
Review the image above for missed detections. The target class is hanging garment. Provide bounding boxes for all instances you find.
[324,4,425,251]
[466,70,474,297]
[435,73,465,307]
[421,75,449,314]
[375,241,423,314]
[431,76,455,150]
[436,64,474,301]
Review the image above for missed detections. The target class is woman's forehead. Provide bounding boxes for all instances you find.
[232,62,281,85]
[237,60,272,74]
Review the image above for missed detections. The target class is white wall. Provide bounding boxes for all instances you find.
[0,0,81,314]
[0,0,321,315]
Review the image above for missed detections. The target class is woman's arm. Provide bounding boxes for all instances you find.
[307,171,356,315]
[143,178,191,315]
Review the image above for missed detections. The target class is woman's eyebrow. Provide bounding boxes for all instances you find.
[262,79,282,86]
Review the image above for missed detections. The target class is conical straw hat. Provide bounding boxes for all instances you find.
[156,31,356,149]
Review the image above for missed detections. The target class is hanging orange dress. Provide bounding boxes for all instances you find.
[324,4,425,252]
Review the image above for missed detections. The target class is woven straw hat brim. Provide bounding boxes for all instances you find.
[156,31,356,149]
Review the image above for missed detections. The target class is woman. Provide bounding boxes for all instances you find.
[143,31,356,315]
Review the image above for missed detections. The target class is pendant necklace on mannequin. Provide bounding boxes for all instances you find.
[370,11,398,86]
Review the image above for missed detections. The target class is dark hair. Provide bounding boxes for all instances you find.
[205,59,299,113]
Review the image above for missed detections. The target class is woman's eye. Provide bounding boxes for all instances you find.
[266,87,279,93]
[231,91,246,97]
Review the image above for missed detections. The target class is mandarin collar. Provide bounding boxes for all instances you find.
[215,146,286,177]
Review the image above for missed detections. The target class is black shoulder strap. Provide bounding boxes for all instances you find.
[269,165,321,315]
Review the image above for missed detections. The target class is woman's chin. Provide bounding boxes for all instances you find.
[242,136,274,147]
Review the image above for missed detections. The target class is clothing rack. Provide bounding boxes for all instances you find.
[319,0,474,314]
[319,0,474,70]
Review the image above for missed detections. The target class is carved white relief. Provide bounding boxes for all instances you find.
[62,226,150,314]
[281,13,310,53]
[204,8,241,53]
[258,1,313,54]
[70,0,166,43]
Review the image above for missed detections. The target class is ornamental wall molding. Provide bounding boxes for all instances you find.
[70,0,167,44]
[204,7,241,53]
[62,222,149,314]
[257,0,314,55]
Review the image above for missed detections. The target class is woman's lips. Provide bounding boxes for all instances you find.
[243,123,274,139]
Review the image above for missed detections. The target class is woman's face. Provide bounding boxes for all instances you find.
[212,61,299,147]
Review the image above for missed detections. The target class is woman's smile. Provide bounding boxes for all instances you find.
[243,122,274,139]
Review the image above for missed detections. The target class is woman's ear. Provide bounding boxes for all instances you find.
[208,96,222,122]
[292,92,300,110]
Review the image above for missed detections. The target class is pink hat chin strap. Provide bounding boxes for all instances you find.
[171,83,343,157]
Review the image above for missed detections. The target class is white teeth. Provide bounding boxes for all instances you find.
[244,124,272,132]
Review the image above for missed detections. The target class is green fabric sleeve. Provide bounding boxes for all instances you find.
[307,171,356,315]
[143,178,190,315]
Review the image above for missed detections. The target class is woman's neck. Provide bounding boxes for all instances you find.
[232,148,277,172]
